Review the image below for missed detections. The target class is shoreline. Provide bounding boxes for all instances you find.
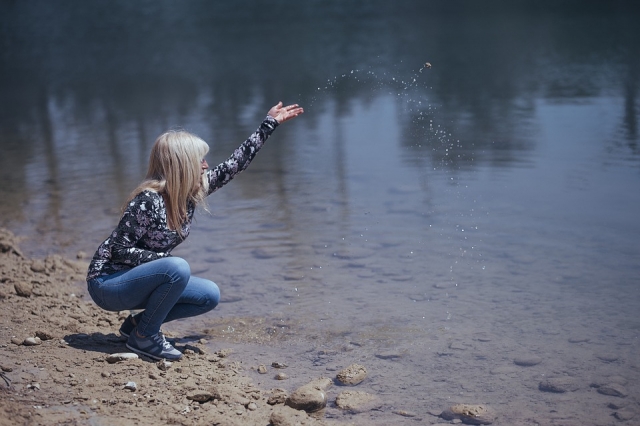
[0,227,352,426]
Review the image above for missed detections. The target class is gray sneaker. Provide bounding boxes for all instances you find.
[126,330,182,361]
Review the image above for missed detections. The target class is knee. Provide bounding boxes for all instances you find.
[205,282,220,310]
[160,257,191,283]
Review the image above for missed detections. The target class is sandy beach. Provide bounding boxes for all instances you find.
[0,227,359,426]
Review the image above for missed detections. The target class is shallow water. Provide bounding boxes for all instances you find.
[1,1,639,424]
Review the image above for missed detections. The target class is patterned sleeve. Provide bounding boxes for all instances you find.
[109,193,168,266]
[206,116,279,195]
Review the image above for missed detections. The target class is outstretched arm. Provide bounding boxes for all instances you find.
[206,102,304,195]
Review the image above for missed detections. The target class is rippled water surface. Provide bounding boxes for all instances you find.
[1,1,639,424]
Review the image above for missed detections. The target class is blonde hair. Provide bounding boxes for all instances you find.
[126,130,210,237]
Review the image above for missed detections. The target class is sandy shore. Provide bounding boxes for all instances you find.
[0,228,352,426]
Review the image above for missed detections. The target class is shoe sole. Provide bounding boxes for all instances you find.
[125,342,182,361]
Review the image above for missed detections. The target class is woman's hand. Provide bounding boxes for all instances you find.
[268,102,304,124]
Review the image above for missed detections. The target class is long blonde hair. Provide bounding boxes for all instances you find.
[126,130,210,237]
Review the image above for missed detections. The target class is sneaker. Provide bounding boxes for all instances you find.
[119,315,136,338]
[126,330,183,361]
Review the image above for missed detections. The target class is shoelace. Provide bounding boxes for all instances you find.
[152,333,173,351]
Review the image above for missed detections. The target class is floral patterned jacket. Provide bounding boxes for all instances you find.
[87,116,278,280]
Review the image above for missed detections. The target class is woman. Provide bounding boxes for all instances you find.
[87,102,304,360]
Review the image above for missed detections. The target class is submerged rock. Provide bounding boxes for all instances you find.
[538,377,579,393]
[596,383,628,398]
[441,404,496,425]
[335,390,382,413]
[336,363,367,386]
[285,378,332,412]
[513,355,542,367]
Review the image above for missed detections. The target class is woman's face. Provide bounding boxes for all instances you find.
[201,158,208,175]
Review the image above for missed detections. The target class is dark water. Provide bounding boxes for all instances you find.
[1,1,639,424]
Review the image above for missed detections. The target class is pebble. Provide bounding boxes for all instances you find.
[156,360,172,371]
[440,404,496,425]
[591,376,628,387]
[336,363,367,386]
[23,337,42,346]
[538,377,579,393]
[267,388,287,405]
[246,402,257,411]
[10,337,22,346]
[0,366,13,373]
[257,364,268,374]
[275,372,288,380]
[124,382,137,392]
[14,282,33,298]
[595,353,618,363]
[105,353,139,364]
[613,410,635,421]
[596,383,628,398]
[608,400,629,410]
[270,406,312,426]
[375,351,403,360]
[187,392,216,403]
[335,390,382,413]
[285,378,331,412]
[30,260,46,273]
[34,331,55,341]
[271,362,287,368]
[393,409,418,417]
[513,355,542,367]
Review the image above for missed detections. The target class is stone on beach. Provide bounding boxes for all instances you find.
[270,405,317,426]
[14,282,33,298]
[187,391,217,403]
[23,337,42,346]
[123,381,137,391]
[106,353,139,364]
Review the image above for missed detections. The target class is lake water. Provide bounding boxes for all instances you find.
[1,1,639,424]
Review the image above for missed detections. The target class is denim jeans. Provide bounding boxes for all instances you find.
[87,257,220,336]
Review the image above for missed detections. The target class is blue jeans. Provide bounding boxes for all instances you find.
[87,257,220,336]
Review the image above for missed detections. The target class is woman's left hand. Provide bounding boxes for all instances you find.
[268,102,304,124]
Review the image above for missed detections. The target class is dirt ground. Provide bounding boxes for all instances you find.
[0,227,350,426]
